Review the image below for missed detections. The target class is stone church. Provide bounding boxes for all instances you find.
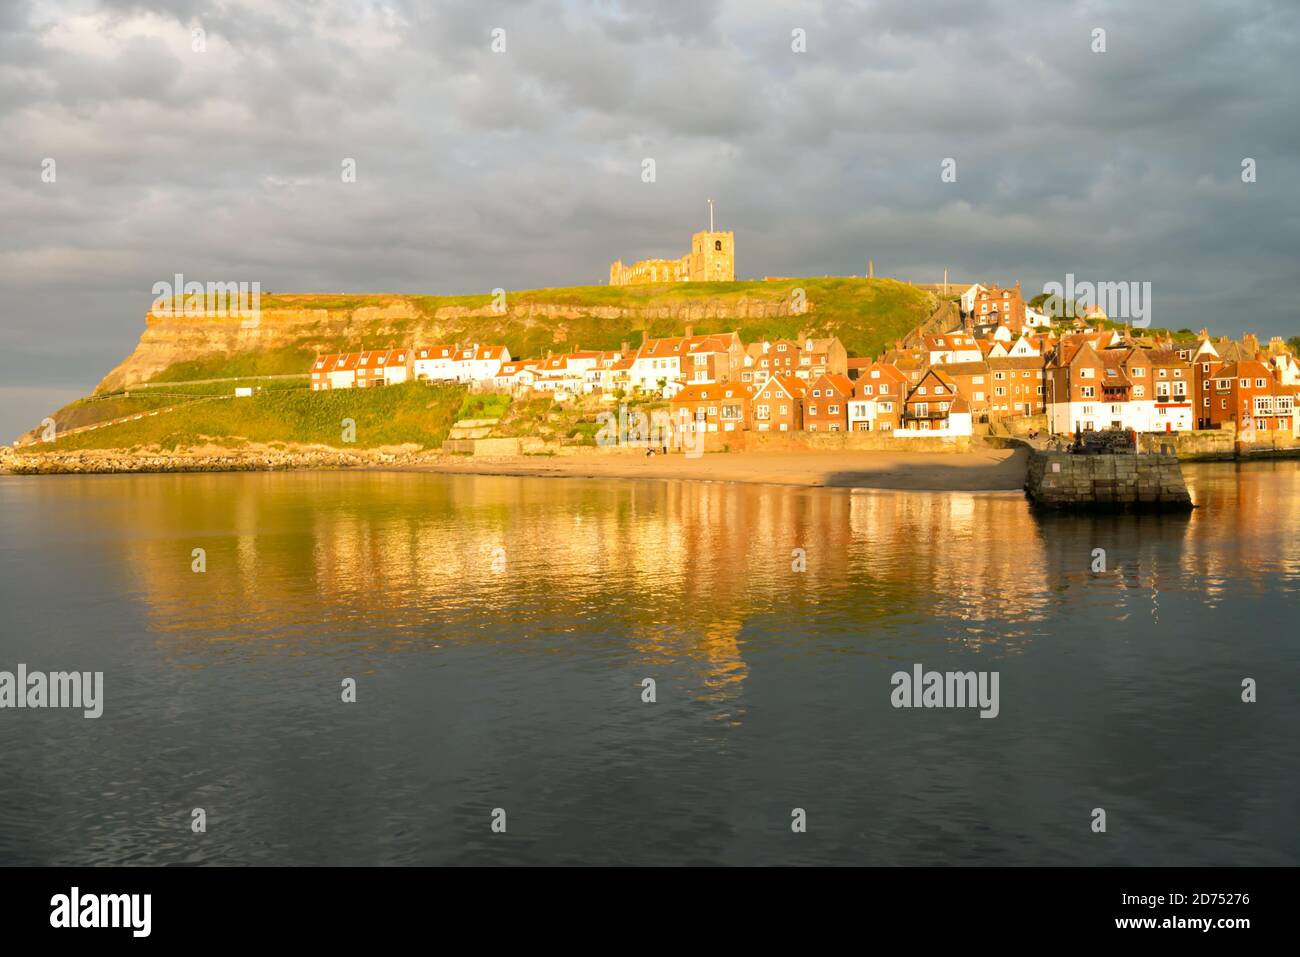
[609,230,735,285]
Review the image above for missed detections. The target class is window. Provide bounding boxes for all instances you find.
[974,391,985,401]
[1256,378,1266,388]
[973,376,985,384]
[1134,385,1145,398]
[1159,368,1168,378]
[829,405,839,414]
[779,405,788,414]
[808,405,818,416]
[1081,386,1096,398]
[1131,367,1145,377]
[714,240,722,251]
[995,387,1007,397]
[1080,368,1094,378]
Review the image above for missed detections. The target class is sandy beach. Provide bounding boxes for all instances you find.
[402,446,1030,491]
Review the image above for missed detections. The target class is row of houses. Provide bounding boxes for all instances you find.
[309,329,850,399]
[1043,336,1300,435]
[307,312,1300,441]
[669,363,972,437]
[898,319,1300,436]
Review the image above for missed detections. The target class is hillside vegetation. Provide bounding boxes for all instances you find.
[27,382,464,453]
[94,278,937,391]
[23,278,938,448]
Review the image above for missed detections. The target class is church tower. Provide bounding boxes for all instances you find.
[688,200,734,282]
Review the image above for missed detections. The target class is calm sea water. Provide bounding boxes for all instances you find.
[0,463,1297,866]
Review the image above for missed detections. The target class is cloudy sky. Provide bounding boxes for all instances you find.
[2,0,1297,438]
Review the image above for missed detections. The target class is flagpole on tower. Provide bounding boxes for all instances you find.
[707,198,714,233]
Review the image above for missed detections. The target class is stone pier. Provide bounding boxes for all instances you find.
[1024,450,1193,511]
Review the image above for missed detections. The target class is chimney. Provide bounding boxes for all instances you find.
[684,324,694,339]
[620,340,630,355]
[762,341,771,354]
[640,329,648,347]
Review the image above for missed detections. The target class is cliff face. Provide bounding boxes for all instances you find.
[95,300,420,392]
[94,280,938,393]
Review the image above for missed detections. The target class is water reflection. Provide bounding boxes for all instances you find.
[3,462,1299,866]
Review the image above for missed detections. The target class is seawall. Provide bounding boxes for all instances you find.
[1025,450,1193,511]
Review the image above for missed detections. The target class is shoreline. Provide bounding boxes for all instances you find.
[1,445,1032,492]
[394,447,1032,492]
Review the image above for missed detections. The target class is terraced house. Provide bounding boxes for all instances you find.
[311,350,409,390]
[847,362,908,432]
[899,369,970,435]
[805,373,855,431]
[630,330,744,393]
[670,383,750,433]
[751,373,806,432]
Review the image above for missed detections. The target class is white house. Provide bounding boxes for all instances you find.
[413,344,459,381]
[960,284,988,315]
[925,332,983,366]
[452,344,511,383]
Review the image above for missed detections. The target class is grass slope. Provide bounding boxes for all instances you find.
[28,382,464,453]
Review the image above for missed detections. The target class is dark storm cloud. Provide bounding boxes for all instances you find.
[1,0,1298,439]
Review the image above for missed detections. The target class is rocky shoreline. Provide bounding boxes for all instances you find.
[0,445,438,475]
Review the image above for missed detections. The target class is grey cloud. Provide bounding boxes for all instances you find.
[0,0,1297,441]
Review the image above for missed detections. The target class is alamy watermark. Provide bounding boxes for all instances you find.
[1041,273,1151,327]
[595,404,707,458]
[0,665,103,718]
[50,887,150,937]
[150,273,261,327]
[891,664,999,719]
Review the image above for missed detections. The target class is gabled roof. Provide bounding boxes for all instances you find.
[414,344,457,360]
[641,334,734,359]
[1214,360,1274,380]
[753,373,808,399]
[988,355,1044,371]
[672,383,748,403]
[811,373,854,397]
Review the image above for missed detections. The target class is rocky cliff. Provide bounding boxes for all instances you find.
[93,279,939,393]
